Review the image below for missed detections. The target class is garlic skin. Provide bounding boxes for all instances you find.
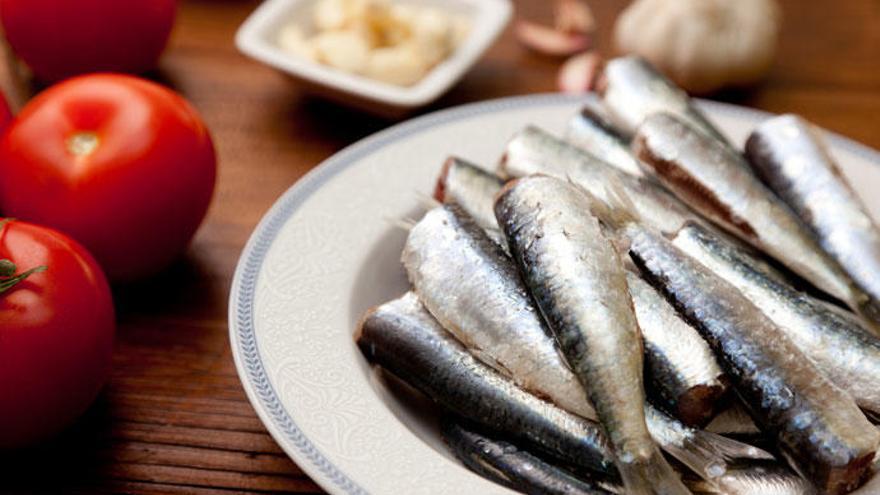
[614,0,781,94]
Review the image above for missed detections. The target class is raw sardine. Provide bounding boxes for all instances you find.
[672,221,880,414]
[495,176,689,495]
[402,204,597,419]
[356,292,617,476]
[627,225,879,495]
[598,56,730,146]
[565,106,645,178]
[685,460,817,495]
[627,272,728,426]
[745,114,880,325]
[442,419,618,495]
[434,156,505,240]
[403,204,765,481]
[633,112,876,321]
[500,125,699,235]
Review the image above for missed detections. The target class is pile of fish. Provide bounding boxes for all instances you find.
[355,56,880,495]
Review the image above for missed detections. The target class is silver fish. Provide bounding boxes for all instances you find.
[685,461,817,495]
[495,176,689,495]
[403,204,766,482]
[745,114,880,326]
[500,125,700,236]
[598,56,730,146]
[434,156,506,241]
[442,419,619,495]
[402,204,597,420]
[627,225,880,495]
[565,106,645,178]
[426,168,728,427]
[672,220,880,415]
[627,272,728,427]
[356,292,617,476]
[633,112,875,321]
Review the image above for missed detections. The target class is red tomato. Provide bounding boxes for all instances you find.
[0,74,216,281]
[0,92,11,131]
[0,0,177,82]
[0,219,115,448]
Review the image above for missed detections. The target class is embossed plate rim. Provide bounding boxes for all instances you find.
[228,93,880,495]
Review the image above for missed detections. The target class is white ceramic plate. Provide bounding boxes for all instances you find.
[229,94,880,495]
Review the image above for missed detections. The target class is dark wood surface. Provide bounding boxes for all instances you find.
[2,0,878,493]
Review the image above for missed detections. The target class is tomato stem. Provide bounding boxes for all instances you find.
[0,265,47,295]
[0,259,15,277]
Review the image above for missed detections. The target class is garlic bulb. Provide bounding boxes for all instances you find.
[614,0,780,94]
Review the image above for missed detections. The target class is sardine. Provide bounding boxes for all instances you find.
[565,106,645,178]
[745,114,880,325]
[356,292,617,476]
[627,225,879,495]
[633,112,876,321]
[671,220,880,415]
[442,419,619,495]
[495,176,689,495]
[409,192,728,426]
[403,204,766,481]
[598,56,730,146]
[402,204,597,420]
[499,125,699,236]
[627,272,728,427]
[685,460,817,495]
[434,156,506,241]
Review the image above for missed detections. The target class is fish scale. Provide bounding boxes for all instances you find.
[627,224,879,495]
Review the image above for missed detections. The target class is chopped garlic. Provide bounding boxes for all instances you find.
[275,0,469,86]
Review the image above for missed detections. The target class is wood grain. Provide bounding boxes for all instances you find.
[1,0,878,493]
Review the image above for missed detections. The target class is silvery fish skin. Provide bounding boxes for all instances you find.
[565,106,645,178]
[427,176,728,427]
[402,204,597,420]
[672,221,880,415]
[633,112,873,321]
[403,204,766,481]
[442,420,619,495]
[685,461,817,495]
[434,156,506,241]
[598,56,730,146]
[499,125,699,235]
[627,225,879,495]
[495,176,689,495]
[356,292,617,476]
[627,272,728,427]
[745,114,880,326]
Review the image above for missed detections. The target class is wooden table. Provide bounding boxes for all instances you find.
[3,0,878,493]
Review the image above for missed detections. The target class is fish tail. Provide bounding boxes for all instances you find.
[616,448,691,495]
[663,428,774,481]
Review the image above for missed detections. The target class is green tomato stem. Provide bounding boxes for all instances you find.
[0,265,47,295]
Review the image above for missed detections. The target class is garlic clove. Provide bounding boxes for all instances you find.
[558,51,603,93]
[312,31,372,73]
[555,0,595,34]
[515,19,592,57]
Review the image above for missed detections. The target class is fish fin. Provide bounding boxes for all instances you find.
[616,448,691,495]
[386,216,416,232]
[566,173,640,230]
[663,428,775,481]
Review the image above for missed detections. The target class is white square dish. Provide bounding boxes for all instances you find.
[235,0,512,116]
